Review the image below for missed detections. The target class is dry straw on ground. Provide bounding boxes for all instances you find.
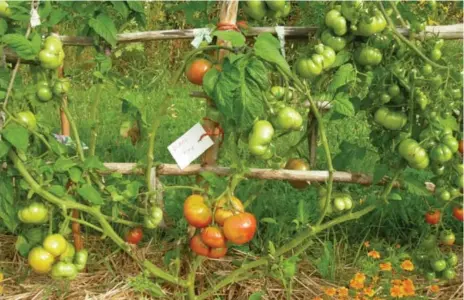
[0,234,462,299]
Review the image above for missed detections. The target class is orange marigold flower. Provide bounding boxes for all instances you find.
[429,285,440,293]
[400,260,414,271]
[368,250,381,259]
[354,272,366,283]
[391,279,402,285]
[338,287,349,297]
[379,262,392,271]
[364,241,370,248]
[324,287,337,296]
[350,279,364,290]
[364,286,375,297]
[312,297,323,300]
[402,279,415,296]
[390,285,404,298]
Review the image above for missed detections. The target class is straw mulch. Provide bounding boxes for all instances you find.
[0,234,462,300]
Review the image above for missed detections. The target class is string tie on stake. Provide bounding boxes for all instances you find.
[216,22,240,32]
[191,28,213,49]
[275,26,286,58]
[30,1,41,28]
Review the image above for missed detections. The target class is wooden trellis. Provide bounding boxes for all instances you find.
[5,5,463,194]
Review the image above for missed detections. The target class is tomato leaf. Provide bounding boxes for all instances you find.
[83,156,107,171]
[46,10,68,27]
[2,124,29,151]
[329,50,352,69]
[112,1,129,18]
[0,19,8,36]
[1,34,36,60]
[402,174,431,197]
[54,157,76,173]
[373,164,389,184]
[30,32,41,55]
[0,140,11,158]
[68,167,83,183]
[254,33,292,77]
[388,192,402,201]
[0,173,17,232]
[78,184,104,205]
[333,92,355,117]
[260,217,277,224]
[126,1,145,13]
[212,31,245,47]
[203,56,268,131]
[328,63,356,92]
[88,13,118,47]
[48,185,66,197]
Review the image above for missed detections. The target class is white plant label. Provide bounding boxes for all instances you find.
[168,123,214,170]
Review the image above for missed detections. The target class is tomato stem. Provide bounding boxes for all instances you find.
[89,82,103,157]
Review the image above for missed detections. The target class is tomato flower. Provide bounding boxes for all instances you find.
[323,287,337,296]
[379,262,392,271]
[400,259,414,271]
[368,250,381,259]
[390,285,404,298]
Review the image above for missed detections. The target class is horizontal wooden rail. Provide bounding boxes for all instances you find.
[102,162,435,192]
[57,24,463,45]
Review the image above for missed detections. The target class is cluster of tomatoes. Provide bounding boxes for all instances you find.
[242,0,291,21]
[184,194,257,258]
[28,233,88,279]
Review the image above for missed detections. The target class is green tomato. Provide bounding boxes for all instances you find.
[340,0,362,22]
[388,84,401,97]
[447,253,458,267]
[374,107,407,130]
[321,29,347,52]
[17,111,37,130]
[430,75,443,88]
[295,57,323,78]
[354,46,383,66]
[274,107,303,131]
[248,120,274,156]
[28,246,55,274]
[430,144,453,163]
[436,188,451,201]
[355,11,387,36]
[434,39,444,49]
[325,9,347,36]
[59,242,76,262]
[43,234,68,257]
[314,44,336,69]
[53,78,71,96]
[51,261,78,280]
[422,64,433,75]
[380,93,391,104]
[431,259,447,272]
[144,206,163,229]
[454,163,464,175]
[370,33,391,49]
[442,135,459,153]
[450,187,461,198]
[451,88,462,100]
[270,86,292,100]
[74,249,89,271]
[431,164,445,176]
[421,235,437,250]
[455,174,464,189]
[343,196,353,210]
[18,202,49,224]
[442,268,456,280]
[37,86,53,102]
[243,0,267,20]
[333,197,346,211]
[440,230,456,246]
[424,271,436,281]
[265,0,286,12]
[411,20,426,33]
[39,50,64,69]
[0,0,11,18]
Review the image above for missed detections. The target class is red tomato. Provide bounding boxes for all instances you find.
[189,235,210,257]
[459,140,464,154]
[201,226,226,248]
[185,59,212,85]
[183,195,212,228]
[453,206,464,221]
[208,247,227,259]
[214,196,244,226]
[425,210,441,225]
[126,227,143,245]
[223,212,257,245]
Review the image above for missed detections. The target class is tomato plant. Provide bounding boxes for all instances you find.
[223,212,257,245]
[28,247,55,274]
[440,231,456,246]
[185,59,212,85]
[214,196,244,226]
[183,195,212,228]
[200,226,226,248]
